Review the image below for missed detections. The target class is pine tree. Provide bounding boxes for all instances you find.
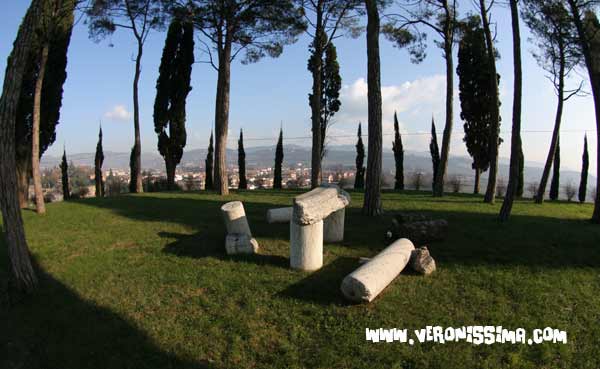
[238,129,247,190]
[430,117,441,192]
[274,128,284,189]
[392,112,404,190]
[579,134,589,202]
[355,123,365,190]
[60,147,70,200]
[154,17,194,190]
[205,131,214,190]
[95,124,104,197]
[549,137,560,200]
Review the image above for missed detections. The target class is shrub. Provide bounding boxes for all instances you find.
[527,182,538,199]
[410,171,424,191]
[565,182,576,202]
[496,178,507,198]
[449,175,462,193]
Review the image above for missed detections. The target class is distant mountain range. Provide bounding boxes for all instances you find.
[41,144,595,190]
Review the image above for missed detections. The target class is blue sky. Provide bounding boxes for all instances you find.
[0,1,597,173]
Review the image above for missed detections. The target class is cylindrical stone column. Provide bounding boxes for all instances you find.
[323,208,345,243]
[221,201,252,236]
[341,238,415,303]
[290,219,323,271]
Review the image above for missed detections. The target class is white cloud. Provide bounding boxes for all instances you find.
[104,105,132,121]
[327,75,447,151]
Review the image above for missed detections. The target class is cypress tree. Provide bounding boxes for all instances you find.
[95,124,104,197]
[128,146,138,193]
[60,147,70,200]
[355,123,365,190]
[238,129,247,189]
[457,15,497,195]
[154,18,194,190]
[549,137,560,200]
[579,134,589,203]
[274,128,284,189]
[392,112,404,190]
[205,131,214,190]
[430,117,441,192]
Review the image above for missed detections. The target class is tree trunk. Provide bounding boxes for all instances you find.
[165,159,175,190]
[362,0,382,216]
[433,22,454,197]
[214,34,232,196]
[16,155,30,208]
[567,0,600,223]
[474,168,480,194]
[499,0,523,221]
[0,0,41,294]
[310,2,324,189]
[480,0,501,204]
[535,65,564,204]
[130,40,143,193]
[31,43,49,214]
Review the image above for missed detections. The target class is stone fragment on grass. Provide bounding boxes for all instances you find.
[410,246,436,275]
[391,219,448,245]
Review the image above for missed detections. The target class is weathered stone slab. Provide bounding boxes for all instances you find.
[221,201,252,237]
[410,246,436,275]
[225,234,259,255]
[266,207,292,224]
[292,185,350,225]
[341,238,415,303]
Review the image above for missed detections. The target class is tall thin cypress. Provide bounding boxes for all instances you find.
[549,137,560,200]
[153,18,194,190]
[238,129,247,189]
[95,124,104,197]
[579,134,589,203]
[60,147,70,200]
[274,128,283,189]
[205,131,214,190]
[355,122,365,189]
[392,112,404,190]
[430,117,441,192]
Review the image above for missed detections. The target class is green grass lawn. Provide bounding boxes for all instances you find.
[2,190,600,369]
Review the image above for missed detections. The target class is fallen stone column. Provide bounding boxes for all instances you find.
[341,238,415,303]
[221,201,252,237]
[290,220,323,271]
[221,201,258,254]
[266,207,292,224]
[323,208,345,243]
[225,234,259,255]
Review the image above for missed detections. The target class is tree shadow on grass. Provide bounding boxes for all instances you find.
[277,257,358,306]
[159,231,288,269]
[78,193,600,269]
[0,258,212,369]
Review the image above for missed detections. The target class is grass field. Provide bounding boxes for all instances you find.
[2,190,600,369]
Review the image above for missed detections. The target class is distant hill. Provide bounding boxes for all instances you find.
[41,144,595,192]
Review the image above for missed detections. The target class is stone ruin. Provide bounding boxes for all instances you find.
[220,186,438,303]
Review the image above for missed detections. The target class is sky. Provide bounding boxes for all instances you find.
[0,1,597,174]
